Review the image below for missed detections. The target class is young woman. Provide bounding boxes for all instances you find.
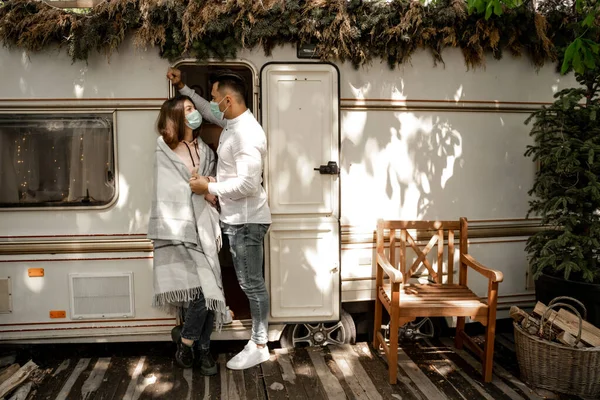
[147,95,227,375]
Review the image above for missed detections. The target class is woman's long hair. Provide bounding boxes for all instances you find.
[156,95,199,148]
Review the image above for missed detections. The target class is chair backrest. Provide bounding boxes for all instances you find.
[376,218,468,285]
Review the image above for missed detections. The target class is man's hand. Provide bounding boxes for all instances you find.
[167,67,184,91]
[189,175,209,195]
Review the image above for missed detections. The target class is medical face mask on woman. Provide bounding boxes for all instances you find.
[185,110,202,130]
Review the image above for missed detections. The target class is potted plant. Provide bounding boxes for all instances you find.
[525,68,600,326]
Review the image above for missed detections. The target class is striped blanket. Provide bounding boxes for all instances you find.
[147,136,227,329]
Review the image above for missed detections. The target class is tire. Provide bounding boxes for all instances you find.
[279,309,356,348]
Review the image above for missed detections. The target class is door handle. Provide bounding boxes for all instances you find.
[314,161,339,175]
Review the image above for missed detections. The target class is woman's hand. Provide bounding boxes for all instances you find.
[204,193,218,207]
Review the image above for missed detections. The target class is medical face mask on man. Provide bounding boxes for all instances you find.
[185,110,202,130]
[210,97,229,120]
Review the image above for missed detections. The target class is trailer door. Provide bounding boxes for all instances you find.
[261,63,340,323]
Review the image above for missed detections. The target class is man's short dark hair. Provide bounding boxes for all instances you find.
[213,72,247,105]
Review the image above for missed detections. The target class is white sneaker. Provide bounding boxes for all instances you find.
[223,307,233,325]
[226,340,270,370]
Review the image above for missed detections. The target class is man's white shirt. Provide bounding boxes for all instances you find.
[180,85,271,225]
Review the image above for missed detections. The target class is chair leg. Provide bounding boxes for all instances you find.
[455,316,466,349]
[373,298,383,350]
[482,316,496,382]
[387,316,399,384]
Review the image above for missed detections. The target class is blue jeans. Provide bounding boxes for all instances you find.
[221,222,270,344]
[180,291,214,350]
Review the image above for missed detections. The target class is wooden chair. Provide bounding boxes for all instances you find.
[372,218,503,384]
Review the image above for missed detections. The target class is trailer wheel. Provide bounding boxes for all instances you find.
[279,309,356,348]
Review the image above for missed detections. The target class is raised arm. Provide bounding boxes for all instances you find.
[166,68,226,128]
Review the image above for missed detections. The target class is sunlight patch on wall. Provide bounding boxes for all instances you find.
[454,85,463,102]
[344,82,370,142]
[74,84,85,98]
[23,269,44,294]
[391,81,407,101]
[19,77,27,94]
[342,112,463,226]
[21,51,30,70]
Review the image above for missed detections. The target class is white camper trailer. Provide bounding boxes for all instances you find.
[0,39,577,345]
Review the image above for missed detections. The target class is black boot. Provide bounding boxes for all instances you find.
[175,339,194,368]
[197,348,217,376]
[171,325,182,343]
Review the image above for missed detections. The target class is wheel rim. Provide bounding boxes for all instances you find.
[291,321,347,347]
[399,318,435,340]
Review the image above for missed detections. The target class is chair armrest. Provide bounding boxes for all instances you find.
[461,254,504,282]
[376,252,404,283]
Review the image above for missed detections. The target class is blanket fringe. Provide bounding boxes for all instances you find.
[152,288,227,332]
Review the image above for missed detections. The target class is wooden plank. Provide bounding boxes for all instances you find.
[0,354,16,369]
[306,347,346,400]
[0,361,37,399]
[399,299,483,304]
[34,359,77,400]
[81,358,111,400]
[166,358,192,400]
[428,339,518,400]
[328,345,381,400]
[406,284,470,290]
[206,354,222,400]
[243,363,266,400]
[229,367,245,400]
[136,356,178,400]
[495,335,516,353]
[90,357,135,400]
[401,342,474,400]
[219,354,229,400]
[401,292,479,298]
[350,343,419,400]
[0,365,20,386]
[533,302,600,347]
[8,381,32,400]
[55,358,90,400]
[288,348,326,400]
[421,339,497,400]
[380,220,461,230]
[320,348,359,400]
[440,338,538,400]
[556,331,585,348]
[395,306,488,319]
[219,353,243,400]
[191,373,210,400]
[182,367,192,400]
[273,349,307,400]
[557,308,600,345]
[261,354,289,400]
[65,357,101,400]
[558,307,600,337]
[122,357,148,400]
[397,348,449,400]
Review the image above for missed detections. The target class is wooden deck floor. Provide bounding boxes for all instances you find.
[6,333,588,400]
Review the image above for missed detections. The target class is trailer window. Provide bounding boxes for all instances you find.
[0,113,115,208]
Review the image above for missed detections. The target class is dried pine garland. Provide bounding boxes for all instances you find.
[0,0,577,69]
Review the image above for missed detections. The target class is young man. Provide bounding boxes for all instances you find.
[166,68,272,370]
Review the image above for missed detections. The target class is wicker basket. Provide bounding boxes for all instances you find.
[513,297,600,398]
